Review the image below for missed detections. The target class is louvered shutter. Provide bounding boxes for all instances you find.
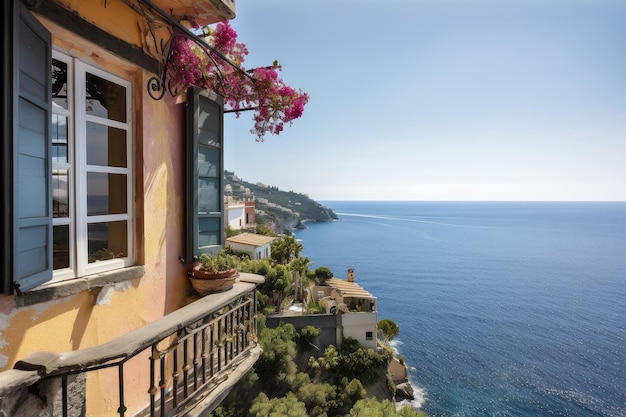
[10,3,53,294]
[185,87,224,261]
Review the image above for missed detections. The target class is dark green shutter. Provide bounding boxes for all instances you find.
[4,2,53,294]
[185,87,224,262]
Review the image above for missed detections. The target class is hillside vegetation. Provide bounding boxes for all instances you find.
[225,171,338,234]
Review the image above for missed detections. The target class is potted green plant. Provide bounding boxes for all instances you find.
[188,250,240,295]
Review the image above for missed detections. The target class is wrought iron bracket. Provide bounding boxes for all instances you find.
[137,0,254,101]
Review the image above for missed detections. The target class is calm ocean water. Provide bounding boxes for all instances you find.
[294,202,626,417]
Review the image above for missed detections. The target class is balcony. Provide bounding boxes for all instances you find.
[0,273,263,417]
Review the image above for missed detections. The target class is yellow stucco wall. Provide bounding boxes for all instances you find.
[0,2,210,414]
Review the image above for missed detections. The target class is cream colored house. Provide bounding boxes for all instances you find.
[305,271,378,349]
[226,233,275,260]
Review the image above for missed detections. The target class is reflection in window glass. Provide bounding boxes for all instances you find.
[52,58,69,110]
[85,72,127,123]
[53,225,70,270]
[198,98,220,147]
[198,218,220,248]
[198,178,219,213]
[87,172,127,216]
[88,221,128,263]
[52,114,68,163]
[198,146,219,177]
[53,169,70,218]
[86,122,127,167]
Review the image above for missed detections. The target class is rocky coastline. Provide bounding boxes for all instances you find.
[225,170,338,234]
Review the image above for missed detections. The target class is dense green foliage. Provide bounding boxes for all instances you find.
[315,266,334,282]
[249,393,308,417]
[210,323,411,417]
[349,398,428,417]
[209,237,428,417]
[271,235,304,265]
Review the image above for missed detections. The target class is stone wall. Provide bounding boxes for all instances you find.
[265,314,341,350]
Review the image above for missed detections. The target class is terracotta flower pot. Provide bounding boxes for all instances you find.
[189,275,238,296]
[188,266,239,280]
[188,265,239,296]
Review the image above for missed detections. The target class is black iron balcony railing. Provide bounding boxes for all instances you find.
[0,273,264,417]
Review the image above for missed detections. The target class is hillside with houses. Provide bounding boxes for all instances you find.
[225,170,338,234]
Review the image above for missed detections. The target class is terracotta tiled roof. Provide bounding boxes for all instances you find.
[226,233,275,247]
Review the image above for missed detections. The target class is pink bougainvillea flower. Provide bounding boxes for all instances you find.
[167,21,308,141]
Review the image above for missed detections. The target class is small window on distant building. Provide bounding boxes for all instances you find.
[366,332,373,341]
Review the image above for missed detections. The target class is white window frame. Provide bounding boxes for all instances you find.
[51,51,134,282]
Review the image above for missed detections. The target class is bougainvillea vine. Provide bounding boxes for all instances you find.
[167,21,309,141]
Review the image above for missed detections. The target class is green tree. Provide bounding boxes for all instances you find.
[377,319,400,344]
[255,219,277,236]
[289,255,311,301]
[297,382,336,416]
[255,323,298,393]
[314,266,334,284]
[263,264,293,307]
[271,235,303,265]
[298,325,321,349]
[349,398,396,417]
[397,406,429,417]
[249,392,308,417]
[336,341,392,385]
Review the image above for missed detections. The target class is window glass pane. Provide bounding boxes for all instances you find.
[198,97,220,147]
[88,221,128,263]
[198,218,219,248]
[85,72,127,123]
[198,146,219,177]
[198,178,219,213]
[53,169,69,218]
[86,122,127,167]
[52,114,68,163]
[53,225,70,270]
[87,172,127,215]
[52,58,68,110]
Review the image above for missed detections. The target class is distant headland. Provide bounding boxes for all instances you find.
[225,170,338,234]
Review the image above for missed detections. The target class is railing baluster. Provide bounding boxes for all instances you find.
[149,348,157,417]
[182,339,189,399]
[210,323,215,378]
[117,364,127,417]
[62,375,68,417]
[217,319,222,372]
[228,310,234,361]
[201,327,208,384]
[159,356,166,417]
[172,345,179,408]
[193,332,199,391]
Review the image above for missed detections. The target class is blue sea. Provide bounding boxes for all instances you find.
[294,201,626,417]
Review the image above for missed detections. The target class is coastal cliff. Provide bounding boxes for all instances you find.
[225,170,338,234]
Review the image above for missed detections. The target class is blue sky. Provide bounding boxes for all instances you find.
[223,0,626,201]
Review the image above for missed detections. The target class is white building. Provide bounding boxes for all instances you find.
[226,233,275,260]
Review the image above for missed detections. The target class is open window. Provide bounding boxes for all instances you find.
[1,2,134,295]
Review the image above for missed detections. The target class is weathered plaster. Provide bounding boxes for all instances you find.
[94,281,133,306]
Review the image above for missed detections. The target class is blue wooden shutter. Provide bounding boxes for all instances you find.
[9,3,53,294]
[185,88,224,262]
